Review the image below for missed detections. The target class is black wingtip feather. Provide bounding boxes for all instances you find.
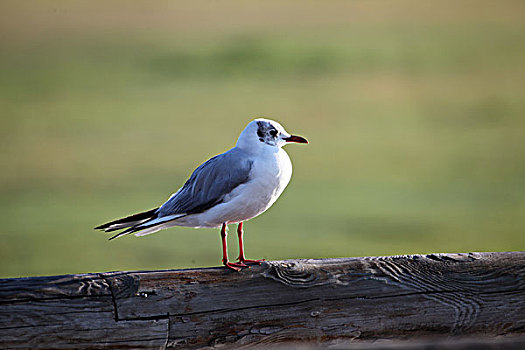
[108,228,135,240]
[108,233,121,240]
[95,208,159,230]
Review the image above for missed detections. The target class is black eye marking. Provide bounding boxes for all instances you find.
[256,122,265,138]
[256,121,279,143]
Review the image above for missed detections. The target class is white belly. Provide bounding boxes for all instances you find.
[176,148,292,228]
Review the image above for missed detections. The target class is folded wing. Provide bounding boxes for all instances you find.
[96,147,253,239]
[159,148,253,217]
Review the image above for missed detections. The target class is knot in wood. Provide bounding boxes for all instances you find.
[107,274,140,299]
[263,261,328,288]
[137,291,149,298]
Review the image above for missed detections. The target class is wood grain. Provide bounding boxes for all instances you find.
[1,252,524,349]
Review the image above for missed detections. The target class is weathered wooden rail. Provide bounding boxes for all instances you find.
[1,252,524,349]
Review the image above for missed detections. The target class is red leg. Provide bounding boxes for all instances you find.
[220,223,248,271]
[236,222,265,265]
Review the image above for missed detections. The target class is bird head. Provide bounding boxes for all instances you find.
[236,118,308,152]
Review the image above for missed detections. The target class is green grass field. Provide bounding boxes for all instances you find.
[1,1,524,277]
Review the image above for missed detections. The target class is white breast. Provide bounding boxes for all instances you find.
[246,147,292,211]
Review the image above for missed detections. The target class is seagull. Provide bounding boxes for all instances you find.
[95,118,308,271]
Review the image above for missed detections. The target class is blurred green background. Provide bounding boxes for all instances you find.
[1,1,524,278]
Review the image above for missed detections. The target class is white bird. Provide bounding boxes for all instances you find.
[95,118,308,271]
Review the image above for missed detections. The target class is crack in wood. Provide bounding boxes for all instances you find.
[162,313,171,350]
[118,313,170,322]
[99,274,120,322]
[130,297,322,320]
[0,293,113,305]
[88,337,169,345]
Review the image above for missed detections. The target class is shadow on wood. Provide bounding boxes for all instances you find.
[1,252,524,349]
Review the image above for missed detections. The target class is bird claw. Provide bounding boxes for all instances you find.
[223,259,264,271]
[237,258,265,265]
[223,261,249,271]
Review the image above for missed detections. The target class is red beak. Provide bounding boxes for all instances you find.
[283,135,308,144]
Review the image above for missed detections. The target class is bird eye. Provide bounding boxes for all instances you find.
[269,129,278,137]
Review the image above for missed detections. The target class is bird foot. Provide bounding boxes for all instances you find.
[223,261,249,271]
[238,258,265,265]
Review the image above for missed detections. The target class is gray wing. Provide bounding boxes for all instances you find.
[157,148,253,217]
